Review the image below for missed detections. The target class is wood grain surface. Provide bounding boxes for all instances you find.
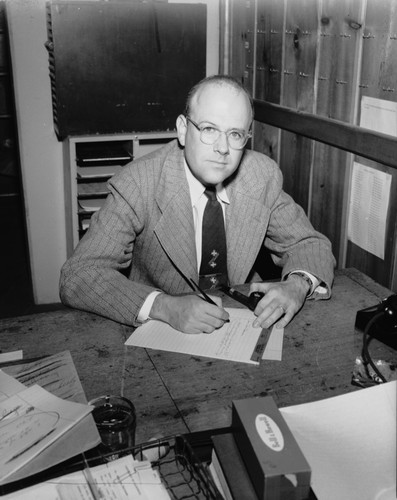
[0,268,394,444]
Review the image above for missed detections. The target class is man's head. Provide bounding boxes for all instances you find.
[176,75,253,186]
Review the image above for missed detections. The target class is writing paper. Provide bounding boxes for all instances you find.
[2,351,87,404]
[280,381,396,500]
[0,370,26,401]
[0,384,93,484]
[0,351,23,363]
[125,308,281,365]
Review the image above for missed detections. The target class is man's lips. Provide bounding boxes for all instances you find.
[207,159,228,166]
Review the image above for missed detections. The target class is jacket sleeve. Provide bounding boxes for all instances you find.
[264,178,336,299]
[59,175,156,327]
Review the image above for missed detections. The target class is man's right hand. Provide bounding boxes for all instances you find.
[149,293,229,334]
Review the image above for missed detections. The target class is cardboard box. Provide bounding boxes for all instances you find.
[232,396,311,500]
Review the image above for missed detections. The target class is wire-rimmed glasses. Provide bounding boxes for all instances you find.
[186,116,251,150]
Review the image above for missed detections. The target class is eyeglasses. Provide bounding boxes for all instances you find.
[186,116,251,150]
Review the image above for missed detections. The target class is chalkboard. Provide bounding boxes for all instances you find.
[46,1,207,140]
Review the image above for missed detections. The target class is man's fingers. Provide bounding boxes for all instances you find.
[253,300,294,328]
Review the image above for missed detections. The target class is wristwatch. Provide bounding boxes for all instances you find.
[289,272,313,296]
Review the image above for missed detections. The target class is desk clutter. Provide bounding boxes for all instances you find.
[0,350,395,499]
[0,436,221,500]
[0,352,221,499]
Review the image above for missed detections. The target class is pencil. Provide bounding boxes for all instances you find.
[190,279,230,323]
[189,278,217,305]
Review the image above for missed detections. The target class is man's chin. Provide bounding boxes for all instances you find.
[200,169,233,186]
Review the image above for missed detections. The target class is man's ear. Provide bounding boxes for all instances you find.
[176,114,187,147]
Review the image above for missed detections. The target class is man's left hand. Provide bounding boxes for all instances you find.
[249,274,310,329]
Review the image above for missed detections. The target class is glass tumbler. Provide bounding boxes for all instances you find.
[89,395,136,461]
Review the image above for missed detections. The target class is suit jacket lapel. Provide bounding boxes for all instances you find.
[154,147,199,283]
[225,170,269,285]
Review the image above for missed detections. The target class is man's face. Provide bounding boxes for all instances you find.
[176,84,252,186]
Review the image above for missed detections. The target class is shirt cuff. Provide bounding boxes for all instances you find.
[137,290,162,322]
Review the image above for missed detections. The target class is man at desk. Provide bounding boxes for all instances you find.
[60,75,335,334]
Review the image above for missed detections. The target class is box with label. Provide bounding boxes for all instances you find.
[232,396,311,500]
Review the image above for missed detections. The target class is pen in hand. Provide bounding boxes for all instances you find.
[189,279,230,323]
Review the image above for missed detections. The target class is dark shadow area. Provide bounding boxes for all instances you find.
[0,194,34,318]
[250,246,282,282]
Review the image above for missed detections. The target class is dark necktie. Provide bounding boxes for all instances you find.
[199,187,228,290]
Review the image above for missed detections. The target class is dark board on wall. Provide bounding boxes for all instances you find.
[46,1,207,140]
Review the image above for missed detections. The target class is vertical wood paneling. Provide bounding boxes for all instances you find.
[227,0,397,291]
[346,0,397,289]
[253,0,285,161]
[219,0,227,74]
[228,0,247,80]
[229,0,255,88]
[279,0,318,209]
[310,0,363,265]
[244,1,257,94]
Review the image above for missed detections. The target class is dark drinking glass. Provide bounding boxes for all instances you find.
[89,395,136,461]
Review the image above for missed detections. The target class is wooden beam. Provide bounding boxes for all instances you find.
[254,100,397,169]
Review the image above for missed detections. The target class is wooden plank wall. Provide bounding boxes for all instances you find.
[311,0,363,272]
[225,0,397,292]
[347,0,397,291]
[254,0,284,159]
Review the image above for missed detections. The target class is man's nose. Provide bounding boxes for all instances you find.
[213,131,230,154]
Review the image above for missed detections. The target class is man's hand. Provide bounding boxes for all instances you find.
[249,274,310,329]
[149,293,230,334]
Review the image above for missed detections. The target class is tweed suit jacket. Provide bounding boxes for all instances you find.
[60,139,335,326]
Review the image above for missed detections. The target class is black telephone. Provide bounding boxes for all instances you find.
[382,294,397,329]
[355,294,397,350]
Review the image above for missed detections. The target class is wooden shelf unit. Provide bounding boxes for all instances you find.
[64,131,177,255]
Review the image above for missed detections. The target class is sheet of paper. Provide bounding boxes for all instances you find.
[347,162,391,259]
[0,370,26,401]
[2,455,171,500]
[280,381,396,500]
[0,384,93,484]
[0,351,23,363]
[125,307,275,365]
[360,95,397,136]
[6,412,100,485]
[2,351,87,404]
[0,363,100,484]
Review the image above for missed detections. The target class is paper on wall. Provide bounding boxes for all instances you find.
[347,162,391,259]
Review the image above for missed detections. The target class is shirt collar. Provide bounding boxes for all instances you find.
[183,160,230,207]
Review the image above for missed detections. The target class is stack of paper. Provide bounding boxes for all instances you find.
[0,369,100,486]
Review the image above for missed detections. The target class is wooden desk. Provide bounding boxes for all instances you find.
[1,268,395,444]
